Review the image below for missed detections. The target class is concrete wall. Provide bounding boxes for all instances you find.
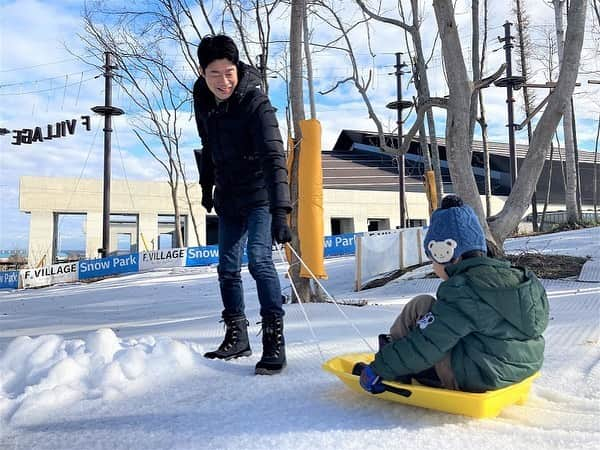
[322,190,508,234]
[20,176,204,263]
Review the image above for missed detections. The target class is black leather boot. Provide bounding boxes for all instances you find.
[255,316,286,375]
[204,316,252,360]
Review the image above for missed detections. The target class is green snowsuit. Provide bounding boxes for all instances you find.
[371,257,549,392]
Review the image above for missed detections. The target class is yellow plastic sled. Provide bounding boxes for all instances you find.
[323,353,539,419]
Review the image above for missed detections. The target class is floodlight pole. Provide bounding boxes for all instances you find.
[499,22,519,186]
[92,51,124,258]
[395,52,407,228]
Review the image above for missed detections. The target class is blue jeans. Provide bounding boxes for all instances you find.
[218,206,284,320]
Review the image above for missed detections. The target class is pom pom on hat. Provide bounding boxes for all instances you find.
[424,196,487,264]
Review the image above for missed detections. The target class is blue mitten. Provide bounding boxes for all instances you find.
[359,364,385,394]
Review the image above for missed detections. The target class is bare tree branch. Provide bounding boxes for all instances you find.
[354,0,415,32]
[474,63,506,90]
[399,97,448,155]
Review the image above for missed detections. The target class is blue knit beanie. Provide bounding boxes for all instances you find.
[424,197,487,264]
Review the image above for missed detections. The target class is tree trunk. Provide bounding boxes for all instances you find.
[169,178,183,248]
[289,0,312,303]
[540,141,555,231]
[303,3,316,119]
[570,97,582,218]
[515,0,539,231]
[553,0,579,223]
[594,115,599,222]
[479,0,492,217]
[409,0,442,204]
[182,181,201,245]
[432,0,486,223]
[479,91,492,217]
[470,0,480,145]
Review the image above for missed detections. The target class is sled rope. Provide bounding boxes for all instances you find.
[275,245,325,361]
[284,243,376,353]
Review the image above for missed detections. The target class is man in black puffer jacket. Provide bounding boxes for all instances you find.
[193,35,292,375]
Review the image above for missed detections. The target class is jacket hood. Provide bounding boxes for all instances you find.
[447,257,549,337]
[193,61,262,113]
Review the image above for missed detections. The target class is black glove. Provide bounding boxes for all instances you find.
[378,333,392,351]
[201,187,213,213]
[271,209,292,244]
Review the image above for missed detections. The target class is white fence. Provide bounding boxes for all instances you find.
[355,227,427,290]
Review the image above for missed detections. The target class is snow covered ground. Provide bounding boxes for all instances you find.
[1,227,599,449]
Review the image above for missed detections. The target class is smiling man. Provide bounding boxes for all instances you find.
[193,35,292,375]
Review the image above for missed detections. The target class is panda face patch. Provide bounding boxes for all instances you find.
[427,239,458,263]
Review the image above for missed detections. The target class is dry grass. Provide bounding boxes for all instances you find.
[504,253,589,279]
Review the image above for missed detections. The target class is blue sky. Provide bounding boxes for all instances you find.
[1,0,599,252]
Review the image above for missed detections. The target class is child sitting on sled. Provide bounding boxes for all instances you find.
[358,195,549,393]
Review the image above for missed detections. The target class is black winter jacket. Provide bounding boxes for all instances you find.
[193,62,291,217]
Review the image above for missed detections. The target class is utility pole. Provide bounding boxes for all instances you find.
[385,53,411,229]
[495,22,524,186]
[397,53,406,229]
[92,51,124,258]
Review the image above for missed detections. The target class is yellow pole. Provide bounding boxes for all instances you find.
[424,170,438,215]
[298,119,327,279]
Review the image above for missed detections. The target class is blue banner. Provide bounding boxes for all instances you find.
[185,245,220,266]
[324,233,357,257]
[78,254,139,279]
[0,270,19,289]
[186,245,250,267]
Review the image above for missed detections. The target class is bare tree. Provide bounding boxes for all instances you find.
[356,0,444,205]
[314,0,397,153]
[397,1,434,202]
[80,1,286,246]
[594,0,600,34]
[80,16,193,247]
[551,0,579,223]
[429,0,586,250]
[477,0,493,217]
[224,0,282,94]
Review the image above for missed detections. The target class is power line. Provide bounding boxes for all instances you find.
[0,69,97,89]
[0,76,98,96]
[0,57,84,73]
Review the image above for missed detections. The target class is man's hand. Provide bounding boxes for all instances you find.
[202,187,213,213]
[359,364,385,394]
[271,209,292,244]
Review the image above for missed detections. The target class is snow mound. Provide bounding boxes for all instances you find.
[0,329,204,426]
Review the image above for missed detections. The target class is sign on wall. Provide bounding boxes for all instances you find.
[20,261,79,288]
[79,254,139,279]
[185,245,250,267]
[185,245,221,267]
[324,233,357,257]
[139,248,186,271]
[0,271,19,289]
[2,233,359,291]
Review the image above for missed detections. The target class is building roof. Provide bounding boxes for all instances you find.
[322,150,429,192]
[333,129,598,164]
[325,129,599,205]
